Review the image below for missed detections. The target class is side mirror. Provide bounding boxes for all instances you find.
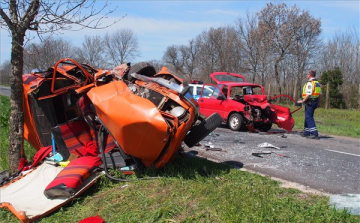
[217,94,226,100]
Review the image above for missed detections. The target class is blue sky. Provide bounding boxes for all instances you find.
[0,1,359,65]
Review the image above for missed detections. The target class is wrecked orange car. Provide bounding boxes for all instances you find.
[0,58,222,222]
[22,58,222,168]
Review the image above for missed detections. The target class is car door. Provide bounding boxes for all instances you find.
[198,84,227,120]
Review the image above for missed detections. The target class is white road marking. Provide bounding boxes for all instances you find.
[325,149,360,157]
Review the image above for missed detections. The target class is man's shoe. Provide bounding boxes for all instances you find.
[307,135,320,140]
[300,133,309,137]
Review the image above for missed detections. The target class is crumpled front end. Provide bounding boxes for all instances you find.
[243,95,294,132]
[87,81,171,166]
[270,104,295,132]
[20,59,221,170]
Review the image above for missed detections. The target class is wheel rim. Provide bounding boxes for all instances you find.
[230,117,239,129]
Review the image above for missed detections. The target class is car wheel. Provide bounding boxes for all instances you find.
[228,113,243,131]
[184,112,223,148]
[258,122,272,132]
[126,62,156,81]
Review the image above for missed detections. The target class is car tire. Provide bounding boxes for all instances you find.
[126,62,156,81]
[184,112,223,148]
[258,122,272,132]
[228,113,243,131]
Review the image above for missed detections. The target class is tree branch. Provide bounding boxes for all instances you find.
[0,5,14,29]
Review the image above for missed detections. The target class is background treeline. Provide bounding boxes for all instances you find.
[0,3,359,109]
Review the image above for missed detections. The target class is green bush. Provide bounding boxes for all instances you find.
[320,67,345,108]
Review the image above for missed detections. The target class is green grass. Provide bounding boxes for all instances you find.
[1,156,359,223]
[1,95,360,222]
[0,94,12,171]
[0,95,35,171]
[289,105,360,138]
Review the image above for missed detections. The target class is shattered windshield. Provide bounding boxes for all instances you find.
[131,73,187,94]
[230,86,264,97]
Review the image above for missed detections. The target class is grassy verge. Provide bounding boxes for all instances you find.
[289,104,360,138]
[1,95,359,222]
[1,155,359,223]
[0,95,35,171]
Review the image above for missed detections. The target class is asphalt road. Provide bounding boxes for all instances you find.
[184,125,360,194]
[0,86,10,97]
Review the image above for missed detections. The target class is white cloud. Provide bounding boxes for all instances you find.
[205,9,242,17]
[61,15,226,62]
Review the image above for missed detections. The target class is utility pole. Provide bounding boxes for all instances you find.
[325,83,330,109]
[268,83,271,97]
[358,84,360,111]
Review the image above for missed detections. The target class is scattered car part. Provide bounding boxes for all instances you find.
[257,142,281,150]
[184,113,223,148]
[252,151,290,158]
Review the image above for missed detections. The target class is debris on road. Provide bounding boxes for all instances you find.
[204,143,225,152]
[251,151,290,158]
[252,152,272,158]
[233,139,245,144]
[257,142,281,150]
[205,146,224,152]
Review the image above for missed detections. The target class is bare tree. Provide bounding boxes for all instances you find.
[180,40,200,81]
[163,39,201,81]
[258,3,307,94]
[0,0,118,173]
[195,30,218,82]
[103,29,140,67]
[163,45,186,75]
[192,27,244,83]
[290,11,321,99]
[24,36,75,72]
[75,35,107,68]
[318,29,360,84]
[236,13,263,83]
[317,28,360,108]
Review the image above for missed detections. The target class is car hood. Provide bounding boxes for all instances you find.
[244,95,294,132]
[210,72,245,84]
[243,95,269,109]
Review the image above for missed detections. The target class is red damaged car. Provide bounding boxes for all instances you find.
[198,72,295,132]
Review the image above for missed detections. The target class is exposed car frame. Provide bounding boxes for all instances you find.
[22,59,223,169]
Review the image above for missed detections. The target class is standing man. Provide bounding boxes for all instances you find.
[297,70,322,139]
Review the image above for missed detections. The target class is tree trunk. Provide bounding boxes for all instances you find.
[293,78,298,100]
[358,84,360,111]
[325,83,330,110]
[268,83,271,97]
[8,34,25,174]
[274,61,282,95]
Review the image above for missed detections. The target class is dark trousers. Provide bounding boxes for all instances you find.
[303,99,319,136]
